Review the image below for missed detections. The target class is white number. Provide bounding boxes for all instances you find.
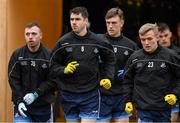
[148,62,154,68]
[81,46,84,52]
[114,47,117,53]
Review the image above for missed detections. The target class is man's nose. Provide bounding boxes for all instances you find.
[162,36,166,40]
[145,40,149,44]
[72,19,76,24]
[109,23,113,28]
[29,33,34,38]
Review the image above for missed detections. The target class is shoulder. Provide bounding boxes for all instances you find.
[9,45,26,61]
[12,45,26,56]
[122,36,139,49]
[41,44,51,55]
[97,34,106,39]
[171,44,180,55]
[88,32,109,44]
[157,47,180,62]
[57,32,73,44]
[161,47,176,55]
[96,33,110,44]
[131,49,143,57]
[123,36,136,45]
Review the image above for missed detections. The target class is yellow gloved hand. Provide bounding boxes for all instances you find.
[164,94,177,105]
[64,61,79,74]
[125,102,133,114]
[100,79,111,90]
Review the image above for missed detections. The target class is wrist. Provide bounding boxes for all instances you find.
[16,99,24,105]
[33,91,39,99]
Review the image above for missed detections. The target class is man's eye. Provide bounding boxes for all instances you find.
[26,33,30,36]
[32,32,37,35]
[164,34,168,37]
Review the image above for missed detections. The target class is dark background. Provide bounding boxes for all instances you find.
[63,0,180,42]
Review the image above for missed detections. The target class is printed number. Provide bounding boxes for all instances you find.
[148,62,154,68]
[81,46,84,52]
[114,47,117,53]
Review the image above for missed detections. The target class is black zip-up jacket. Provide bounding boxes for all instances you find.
[98,34,139,95]
[123,46,180,111]
[37,31,115,94]
[8,44,54,106]
[169,43,180,55]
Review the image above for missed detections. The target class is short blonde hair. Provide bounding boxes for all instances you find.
[139,23,158,36]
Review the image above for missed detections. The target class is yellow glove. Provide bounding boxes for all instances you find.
[164,94,177,105]
[100,79,111,90]
[125,102,133,114]
[64,61,79,74]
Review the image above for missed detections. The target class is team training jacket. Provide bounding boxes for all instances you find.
[98,34,139,95]
[123,45,180,111]
[41,31,115,93]
[169,43,180,55]
[8,44,54,106]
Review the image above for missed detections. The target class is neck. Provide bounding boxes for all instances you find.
[28,43,40,53]
[108,32,121,38]
[76,27,87,36]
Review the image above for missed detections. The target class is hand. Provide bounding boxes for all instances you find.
[18,102,27,117]
[125,102,133,114]
[164,94,177,105]
[100,79,111,90]
[64,61,79,74]
[23,92,39,105]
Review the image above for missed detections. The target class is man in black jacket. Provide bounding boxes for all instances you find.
[52,6,115,122]
[23,7,115,123]
[97,7,139,123]
[158,22,180,122]
[123,23,180,122]
[8,22,54,122]
[158,22,180,56]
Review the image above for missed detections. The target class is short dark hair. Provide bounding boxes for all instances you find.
[157,22,170,32]
[105,7,124,20]
[25,22,41,29]
[70,6,88,19]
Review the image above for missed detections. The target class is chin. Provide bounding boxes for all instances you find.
[28,44,36,47]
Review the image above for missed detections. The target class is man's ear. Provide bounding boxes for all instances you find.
[40,32,43,40]
[169,31,172,37]
[120,19,124,27]
[85,18,88,24]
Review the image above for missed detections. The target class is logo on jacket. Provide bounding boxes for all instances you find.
[124,50,129,56]
[31,61,36,67]
[160,62,166,68]
[94,48,99,54]
[62,42,69,46]
[42,63,48,69]
[18,57,23,60]
[117,69,124,78]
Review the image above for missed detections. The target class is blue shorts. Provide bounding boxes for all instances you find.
[171,103,179,113]
[137,109,171,122]
[60,89,100,121]
[97,95,130,121]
